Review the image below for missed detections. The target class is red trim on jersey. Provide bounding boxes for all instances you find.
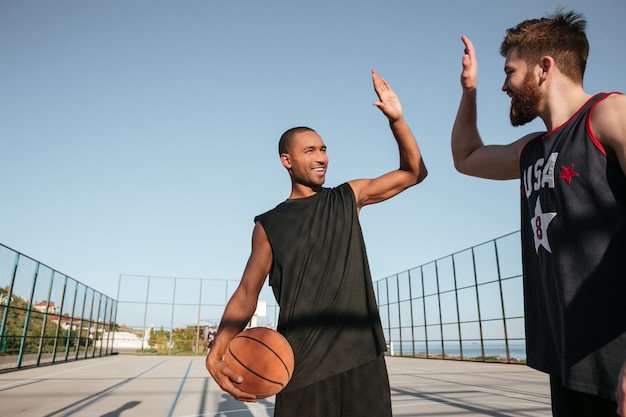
[587,92,621,157]
[543,94,600,138]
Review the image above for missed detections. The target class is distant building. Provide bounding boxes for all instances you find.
[32,301,58,314]
[49,315,80,331]
[97,326,152,350]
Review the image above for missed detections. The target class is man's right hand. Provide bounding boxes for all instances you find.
[460,35,478,92]
[206,349,257,402]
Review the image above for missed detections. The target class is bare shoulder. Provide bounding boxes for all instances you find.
[595,92,626,114]
[593,93,626,119]
[513,132,544,156]
[251,221,270,245]
[591,93,626,148]
[347,178,366,193]
[346,178,369,207]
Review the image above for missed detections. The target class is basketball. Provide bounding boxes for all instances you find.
[223,327,294,398]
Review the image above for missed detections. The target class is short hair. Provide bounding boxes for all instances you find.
[278,127,316,155]
[500,9,588,83]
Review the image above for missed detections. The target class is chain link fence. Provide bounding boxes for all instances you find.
[1,230,525,367]
[0,243,117,371]
[114,274,279,355]
[376,231,525,363]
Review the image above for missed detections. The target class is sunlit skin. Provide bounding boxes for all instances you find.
[205,69,427,403]
[453,33,626,416]
[451,35,537,180]
[280,131,328,199]
[502,48,543,126]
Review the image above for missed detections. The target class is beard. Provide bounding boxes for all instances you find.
[509,74,541,126]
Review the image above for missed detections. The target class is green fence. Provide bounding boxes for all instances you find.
[375,231,525,363]
[0,243,117,371]
[1,230,525,365]
[115,232,525,362]
[114,274,279,355]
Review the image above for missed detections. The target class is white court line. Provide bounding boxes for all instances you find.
[178,403,275,417]
[176,399,549,417]
[0,356,130,390]
[392,400,549,408]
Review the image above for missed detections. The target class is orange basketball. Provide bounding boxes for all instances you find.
[223,327,294,398]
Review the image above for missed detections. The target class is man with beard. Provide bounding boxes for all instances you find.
[451,9,626,417]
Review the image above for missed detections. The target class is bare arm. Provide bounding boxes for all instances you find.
[451,35,534,180]
[591,93,626,176]
[205,222,273,402]
[349,69,427,209]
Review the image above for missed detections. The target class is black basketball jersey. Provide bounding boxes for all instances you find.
[255,183,387,392]
[519,93,626,399]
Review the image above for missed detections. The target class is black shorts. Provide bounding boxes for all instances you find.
[274,354,392,417]
[550,375,619,417]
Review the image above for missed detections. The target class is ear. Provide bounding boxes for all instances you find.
[538,56,554,82]
[280,153,292,169]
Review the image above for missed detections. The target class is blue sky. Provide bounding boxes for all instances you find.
[1,0,625,299]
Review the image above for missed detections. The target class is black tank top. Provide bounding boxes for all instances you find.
[255,183,387,392]
[519,93,626,399]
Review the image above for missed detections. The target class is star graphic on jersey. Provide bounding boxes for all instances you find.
[531,197,557,253]
[558,163,580,185]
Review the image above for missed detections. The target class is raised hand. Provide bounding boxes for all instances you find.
[460,35,478,91]
[372,69,402,122]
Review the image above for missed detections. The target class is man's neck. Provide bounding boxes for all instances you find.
[541,84,592,131]
[288,183,322,200]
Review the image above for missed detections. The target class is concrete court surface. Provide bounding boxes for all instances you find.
[0,354,552,417]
